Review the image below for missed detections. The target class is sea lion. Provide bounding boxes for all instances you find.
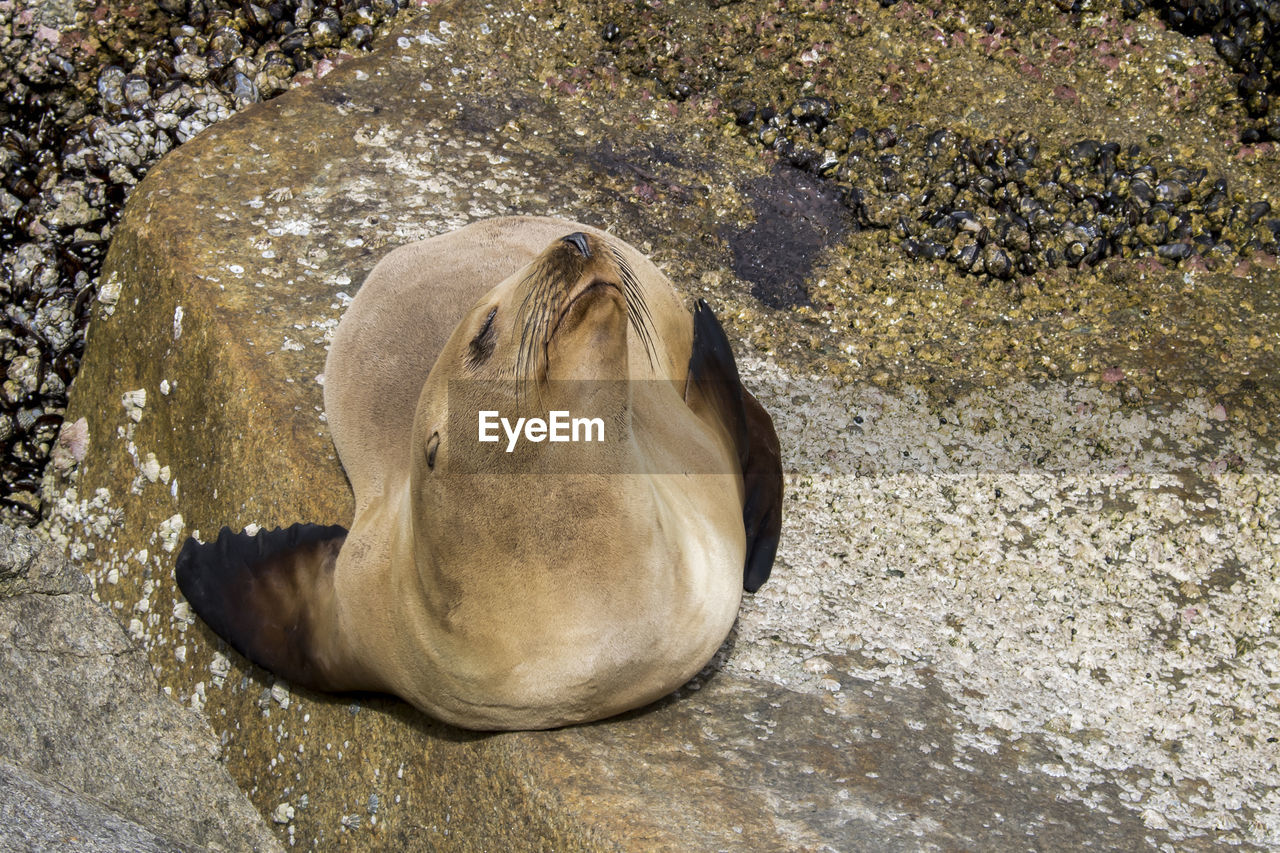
[176,216,781,730]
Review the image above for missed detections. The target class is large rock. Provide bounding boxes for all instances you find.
[0,759,201,853]
[44,0,1280,849]
[0,525,281,852]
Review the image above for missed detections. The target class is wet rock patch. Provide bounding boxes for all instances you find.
[726,165,851,308]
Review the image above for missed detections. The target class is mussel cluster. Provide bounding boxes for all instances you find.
[735,97,1279,280]
[0,0,407,523]
[1125,0,1280,142]
[113,0,406,113]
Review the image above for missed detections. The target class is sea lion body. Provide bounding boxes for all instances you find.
[177,217,781,730]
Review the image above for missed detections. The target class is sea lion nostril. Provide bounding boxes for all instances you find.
[561,232,592,259]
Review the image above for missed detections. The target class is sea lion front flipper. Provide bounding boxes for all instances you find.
[175,523,351,690]
[685,299,783,593]
[740,389,782,592]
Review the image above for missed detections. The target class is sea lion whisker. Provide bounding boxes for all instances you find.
[509,279,540,402]
[516,271,558,404]
[514,267,553,383]
[608,245,658,367]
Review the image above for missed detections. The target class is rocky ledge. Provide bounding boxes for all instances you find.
[0,524,280,851]
[33,0,1280,850]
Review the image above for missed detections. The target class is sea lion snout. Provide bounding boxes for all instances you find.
[560,231,592,258]
[511,232,659,381]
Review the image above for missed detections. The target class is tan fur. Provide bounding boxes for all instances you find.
[319,217,745,729]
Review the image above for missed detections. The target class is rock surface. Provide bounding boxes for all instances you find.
[41,0,1280,850]
[0,525,281,852]
[0,759,186,853]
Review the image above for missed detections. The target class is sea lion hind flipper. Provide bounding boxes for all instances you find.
[175,522,350,690]
[685,299,783,593]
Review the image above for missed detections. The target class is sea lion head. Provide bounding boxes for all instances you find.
[447,229,672,383]
[410,228,696,475]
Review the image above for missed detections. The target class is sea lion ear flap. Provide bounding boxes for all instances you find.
[684,299,783,593]
[175,522,349,690]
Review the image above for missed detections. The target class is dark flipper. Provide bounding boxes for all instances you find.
[685,299,784,593]
[739,389,782,593]
[175,523,349,690]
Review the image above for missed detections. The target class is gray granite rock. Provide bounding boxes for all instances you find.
[0,525,281,853]
[0,759,181,853]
